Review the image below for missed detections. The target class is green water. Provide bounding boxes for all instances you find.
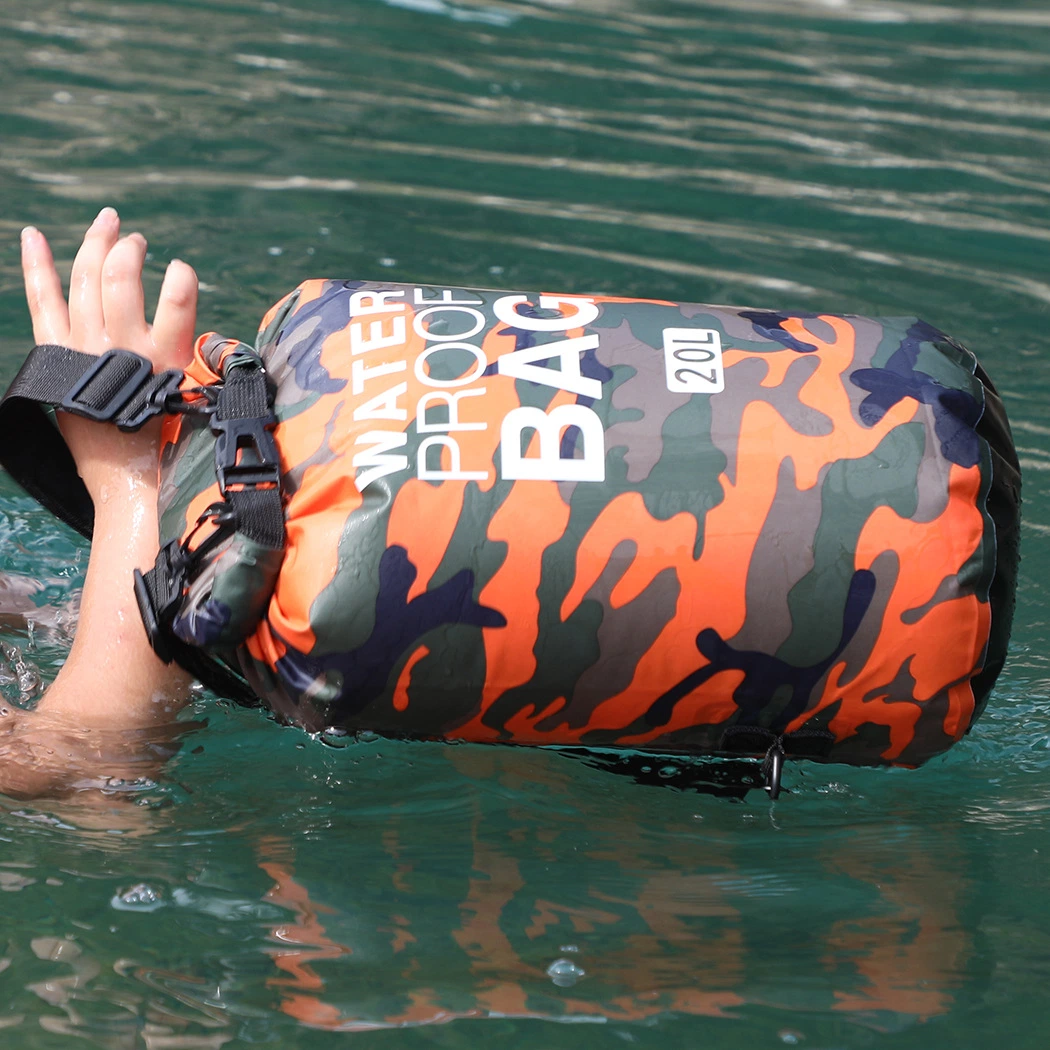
[1,0,1049,1045]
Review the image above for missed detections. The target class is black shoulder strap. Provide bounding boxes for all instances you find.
[0,345,183,537]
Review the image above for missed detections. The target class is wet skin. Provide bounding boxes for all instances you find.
[0,209,195,798]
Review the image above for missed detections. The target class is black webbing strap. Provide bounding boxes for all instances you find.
[134,358,284,699]
[210,363,284,550]
[0,345,181,537]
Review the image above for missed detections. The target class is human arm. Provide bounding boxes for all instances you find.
[0,208,196,797]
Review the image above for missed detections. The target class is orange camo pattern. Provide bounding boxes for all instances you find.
[158,280,1017,767]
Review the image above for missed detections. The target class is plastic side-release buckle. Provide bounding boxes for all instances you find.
[210,413,280,496]
[60,349,152,424]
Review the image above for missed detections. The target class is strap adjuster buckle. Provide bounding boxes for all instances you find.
[210,414,280,496]
[60,349,152,423]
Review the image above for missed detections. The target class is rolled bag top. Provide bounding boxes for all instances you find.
[0,280,1022,769]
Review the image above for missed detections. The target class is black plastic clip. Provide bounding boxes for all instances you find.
[61,349,152,424]
[210,413,280,496]
[182,501,239,560]
[164,384,219,415]
[133,503,239,663]
[134,540,189,664]
[119,369,187,430]
[763,739,785,800]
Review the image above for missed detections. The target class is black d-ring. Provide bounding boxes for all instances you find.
[763,740,785,800]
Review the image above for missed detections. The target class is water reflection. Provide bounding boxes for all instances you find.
[3,730,1049,1045]
[251,749,978,1035]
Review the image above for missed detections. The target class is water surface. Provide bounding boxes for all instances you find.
[1,1,1049,1047]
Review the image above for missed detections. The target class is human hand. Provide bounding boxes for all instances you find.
[5,208,197,787]
[21,207,198,504]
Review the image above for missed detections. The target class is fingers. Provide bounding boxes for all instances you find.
[22,208,198,374]
[68,207,121,351]
[100,233,149,350]
[21,226,69,345]
[151,259,198,371]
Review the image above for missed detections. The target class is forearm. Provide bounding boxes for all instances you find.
[39,428,191,727]
[0,460,190,797]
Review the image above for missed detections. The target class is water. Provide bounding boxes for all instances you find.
[1,0,1049,1045]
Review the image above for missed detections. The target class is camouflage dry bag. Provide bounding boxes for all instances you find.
[0,280,1021,777]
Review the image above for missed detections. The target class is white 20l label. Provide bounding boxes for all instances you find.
[662,328,724,394]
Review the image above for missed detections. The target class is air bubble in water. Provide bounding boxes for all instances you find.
[111,883,166,912]
[320,726,352,747]
[546,957,585,987]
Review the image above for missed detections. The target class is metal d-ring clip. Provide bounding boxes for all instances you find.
[763,739,785,800]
